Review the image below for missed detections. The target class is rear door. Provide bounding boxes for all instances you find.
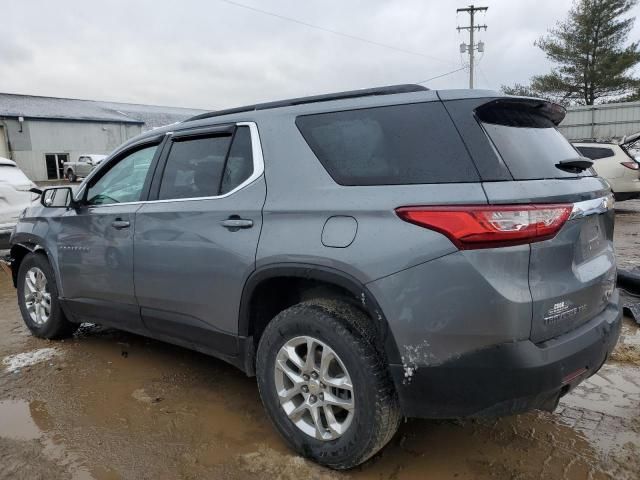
[445,97,616,343]
[134,122,265,355]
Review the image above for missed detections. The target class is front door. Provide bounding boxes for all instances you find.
[45,154,58,180]
[57,154,68,179]
[134,123,265,355]
[57,142,160,331]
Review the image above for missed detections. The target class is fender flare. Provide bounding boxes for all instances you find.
[9,236,59,289]
[238,263,402,364]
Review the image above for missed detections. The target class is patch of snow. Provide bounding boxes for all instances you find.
[2,348,59,373]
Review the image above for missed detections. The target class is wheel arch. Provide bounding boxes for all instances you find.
[9,240,54,288]
[239,263,402,366]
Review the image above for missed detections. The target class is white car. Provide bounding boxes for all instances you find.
[0,157,38,248]
[573,140,640,201]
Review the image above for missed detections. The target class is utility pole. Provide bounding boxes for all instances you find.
[457,5,488,89]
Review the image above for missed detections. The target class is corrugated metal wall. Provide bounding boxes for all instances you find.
[558,101,640,141]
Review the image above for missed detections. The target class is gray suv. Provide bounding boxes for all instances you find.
[5,85,622,469]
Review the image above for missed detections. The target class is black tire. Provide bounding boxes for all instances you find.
[256,299,401,469]
[17,252,77,339]
[66,169,76,182]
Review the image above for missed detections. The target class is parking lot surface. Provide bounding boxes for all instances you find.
[1,202,639,480]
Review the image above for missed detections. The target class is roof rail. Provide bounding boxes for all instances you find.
[185,84,429,122]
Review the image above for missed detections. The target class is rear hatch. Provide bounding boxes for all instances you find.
[444,96,616,343]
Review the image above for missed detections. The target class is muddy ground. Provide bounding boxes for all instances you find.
[1,204,640,480]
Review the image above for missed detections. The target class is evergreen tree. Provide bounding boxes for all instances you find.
[505,0,640,105]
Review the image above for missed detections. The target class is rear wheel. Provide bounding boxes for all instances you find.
[17,253,76,339]
[66,169,76,182]
[256,300,400,469]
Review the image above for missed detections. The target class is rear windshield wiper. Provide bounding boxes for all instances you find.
[555,158,593,173]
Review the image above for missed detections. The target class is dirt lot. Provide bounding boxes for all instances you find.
[1,203,640,480]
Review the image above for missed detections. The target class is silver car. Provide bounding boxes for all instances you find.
[5,85,622,469]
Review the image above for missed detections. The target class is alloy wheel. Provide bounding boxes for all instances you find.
[274,336,355,441]
[23,267,51,325]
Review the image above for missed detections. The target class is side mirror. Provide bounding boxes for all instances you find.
[41,186,75,208]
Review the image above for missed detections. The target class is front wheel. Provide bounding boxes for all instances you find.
[256,300,401,469]
[17,253,77,339]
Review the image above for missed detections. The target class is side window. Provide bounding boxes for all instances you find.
[86,145,157,205]
[296,102,479,185]
[221,126,254,194]
[158,135,232,200]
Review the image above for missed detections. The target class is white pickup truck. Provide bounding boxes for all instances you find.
[63,154,107,182]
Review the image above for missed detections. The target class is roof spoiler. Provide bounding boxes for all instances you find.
[475,98,567,126]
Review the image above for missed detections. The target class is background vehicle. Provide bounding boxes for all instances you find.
[63,154,107,182]
[6,85,621,469]
[573,140,640,201]
[0,157,37,249]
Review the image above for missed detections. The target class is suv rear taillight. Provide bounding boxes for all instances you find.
[620,161,639,170]
[396,204,572,250]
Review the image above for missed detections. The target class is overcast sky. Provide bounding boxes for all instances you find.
[1,0,639,110]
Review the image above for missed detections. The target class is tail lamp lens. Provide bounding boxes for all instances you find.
[396,204,572,249]
[620,161,639,170]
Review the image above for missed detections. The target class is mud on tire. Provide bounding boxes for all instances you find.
[256,299,401,469]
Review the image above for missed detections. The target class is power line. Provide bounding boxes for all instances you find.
[215,0,455,65]
[416,67,467,84]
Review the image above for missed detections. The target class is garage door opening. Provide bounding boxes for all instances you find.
[45,153,69,180]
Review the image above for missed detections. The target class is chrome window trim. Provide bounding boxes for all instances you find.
[569,194,614,220]
[81,121,264,207]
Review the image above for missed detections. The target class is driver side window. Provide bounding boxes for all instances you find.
[86,145,158,205]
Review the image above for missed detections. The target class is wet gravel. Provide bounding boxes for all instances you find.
[1,202,640,479]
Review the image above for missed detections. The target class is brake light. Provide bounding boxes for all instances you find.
[396,204,572,249]
[620,161,639,170]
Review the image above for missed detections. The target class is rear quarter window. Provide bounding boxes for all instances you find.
[295,102,479,185]
[476,100,592,180]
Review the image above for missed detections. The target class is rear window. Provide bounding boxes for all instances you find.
[295,102,479,185]
[477,100,592,180]
[575,146,615,160]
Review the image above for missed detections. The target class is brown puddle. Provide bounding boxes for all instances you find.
[0,399,42,441]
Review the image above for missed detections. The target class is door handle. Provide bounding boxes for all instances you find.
[111,219,130,229]
[221,217,253,230]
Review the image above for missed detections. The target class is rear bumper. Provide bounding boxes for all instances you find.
[390,291,622,418]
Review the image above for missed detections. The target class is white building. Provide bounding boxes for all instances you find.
[0,93,204,181]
